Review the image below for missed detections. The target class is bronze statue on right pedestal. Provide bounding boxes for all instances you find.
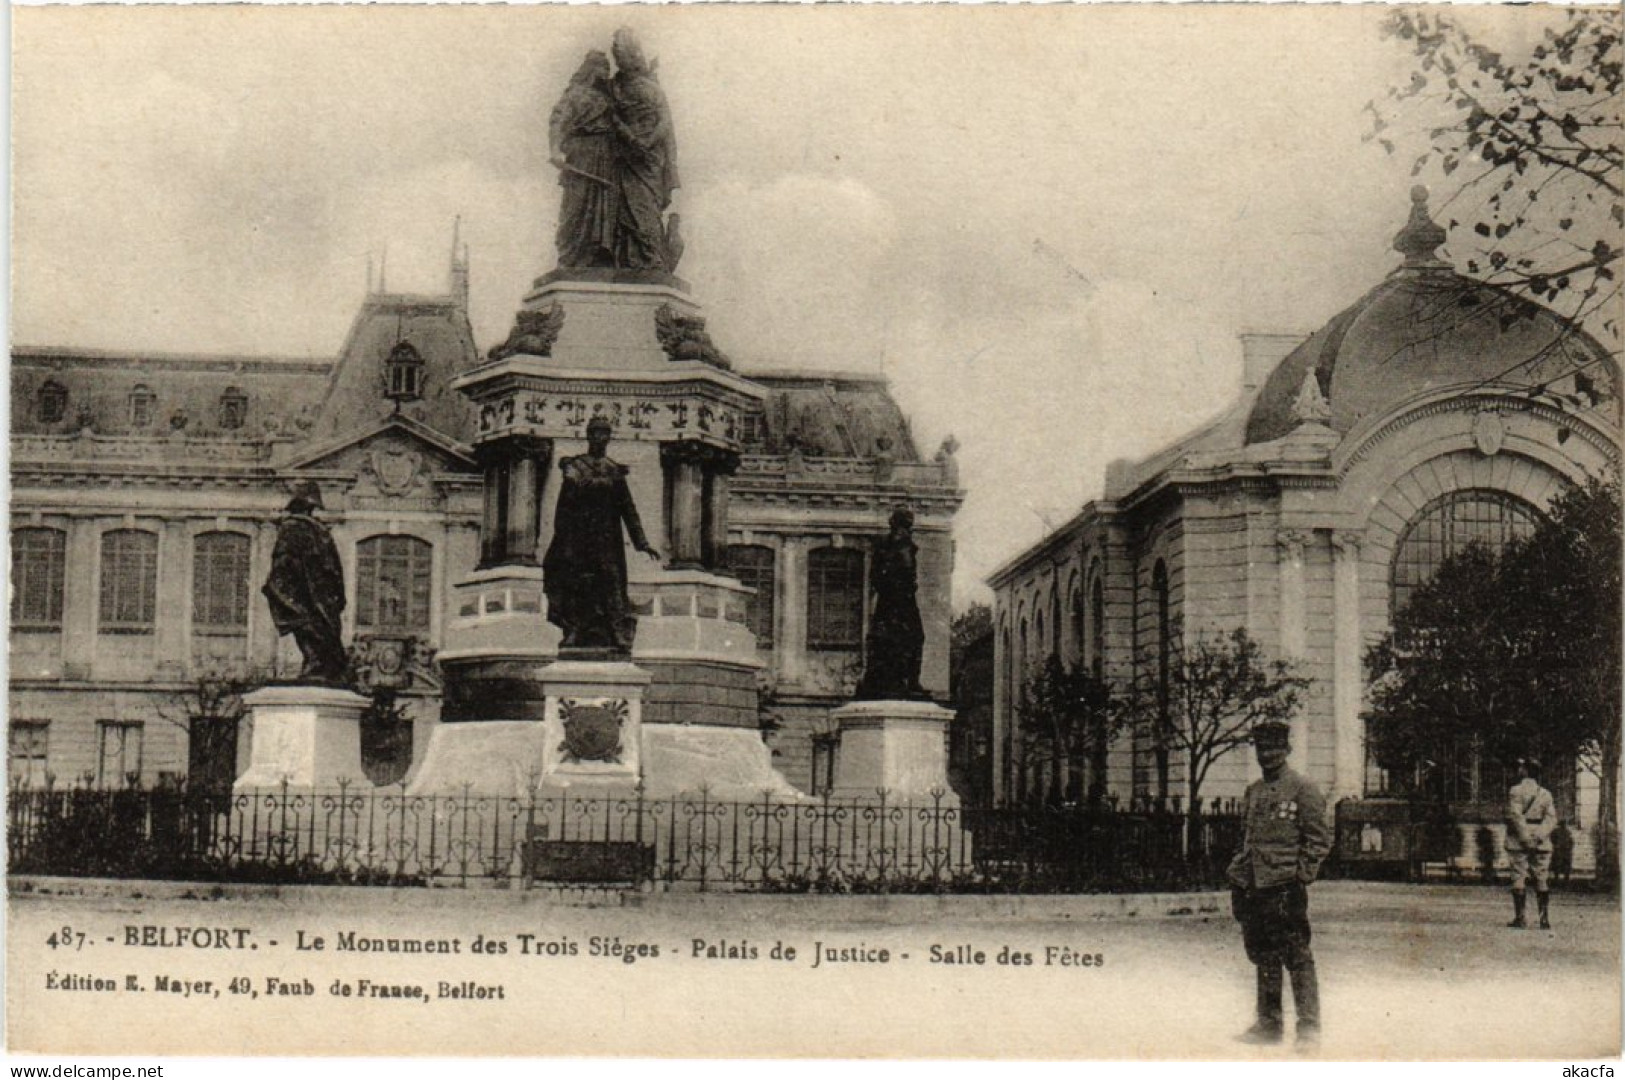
[856,508,928,701]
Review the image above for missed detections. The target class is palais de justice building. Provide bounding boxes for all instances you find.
[988,190,1620,849]
[8,235,962,794]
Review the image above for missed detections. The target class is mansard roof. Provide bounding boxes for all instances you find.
[11,286,480,459]
[10,346,330,440]
[736,369,920,461]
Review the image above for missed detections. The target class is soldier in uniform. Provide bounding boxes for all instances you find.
[1227,719,1332,1047]
[1505,756,1558,929]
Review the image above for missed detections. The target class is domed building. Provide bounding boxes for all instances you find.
[988,189,1620,867]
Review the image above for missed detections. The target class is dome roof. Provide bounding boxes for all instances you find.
[1246,188,1615,446]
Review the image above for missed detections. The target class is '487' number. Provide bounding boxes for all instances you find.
[47,926,88,951]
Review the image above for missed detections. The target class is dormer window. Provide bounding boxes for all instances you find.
[129,385,156,429]
[386,342,425,403]
[219,387,247,430]
[38,381,67,424]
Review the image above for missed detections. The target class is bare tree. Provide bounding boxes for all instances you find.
[1130,627,1307,839]
[1366,8,1621,397]
[155,667,266,795]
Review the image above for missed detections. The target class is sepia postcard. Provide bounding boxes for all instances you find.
[6,1,1622,1070]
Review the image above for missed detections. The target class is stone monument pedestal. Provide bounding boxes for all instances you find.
[537,659,649,794]
[830,699,957,803]
[235,685,371,790]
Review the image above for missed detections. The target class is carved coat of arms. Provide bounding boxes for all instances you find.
[558,699,628,764]
[369,448,423,495]
[1472,409,1505,457]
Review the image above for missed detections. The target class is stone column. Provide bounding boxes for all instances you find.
[503,438,550,565]
[61,517,98,681]
[1331,531,1364,800]
[778,537,809,686]
[701,450,738,571]
[247,519,280,672]
[1276,528,1308,773]
[478,450,507,568]
[477,436,551,568]
[155,518,191,678]
[662,442,706,570]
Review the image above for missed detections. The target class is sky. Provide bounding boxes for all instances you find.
[11,4,1559,605]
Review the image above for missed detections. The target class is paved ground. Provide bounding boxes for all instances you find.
[7,879,1618,1059]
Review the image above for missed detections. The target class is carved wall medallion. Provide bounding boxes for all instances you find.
[369,448,423,495]
[1472,409,1505,457]
[351,633,441,692]
[558,698,628,763]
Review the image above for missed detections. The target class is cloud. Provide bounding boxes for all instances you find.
[686,174,900,369]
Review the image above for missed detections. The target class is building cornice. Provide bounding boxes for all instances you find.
[11,346,331,375]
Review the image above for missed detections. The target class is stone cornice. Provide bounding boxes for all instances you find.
[732,486,961,513]
[1339,388,1622,475]
[453,359,767,405]
[11,346,331,375]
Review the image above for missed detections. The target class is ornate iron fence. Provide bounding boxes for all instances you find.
[7,784,1242,893]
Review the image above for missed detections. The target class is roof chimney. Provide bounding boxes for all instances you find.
[1238,331,1305,393]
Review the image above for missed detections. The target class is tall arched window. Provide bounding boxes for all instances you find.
[1089,569,1105,678]
[1051,587,1063,662]
[38,380,68,424]
[807,546,863,650]
[726,544,775,646]
[1153,559,1172,802]
[356,535,433,632]
[1016,614,1029,694]
[1069,580,1085,666]
[12,527,66,630]
[193,532,251,634]
[100,529,159,633]
[999,626,1013,801]
[1390,489,1542,614]
[1034,608,1046,666]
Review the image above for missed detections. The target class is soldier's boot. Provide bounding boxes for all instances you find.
[1238,966,1285,1044]
[1508,891,1527,928]
[1537,891,1551,929]
[1290,958,1321,1046]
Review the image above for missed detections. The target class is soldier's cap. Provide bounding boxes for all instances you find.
[1520,756,1542,773]
[288,480,325,510]
[586,415,614,436]
[1251,720,1291,748]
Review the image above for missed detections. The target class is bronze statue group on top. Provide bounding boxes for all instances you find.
[550,29,683,275]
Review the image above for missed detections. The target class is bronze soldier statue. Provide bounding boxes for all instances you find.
[542,416,661,654]
[856,508,928,700]
[262,480,349,685]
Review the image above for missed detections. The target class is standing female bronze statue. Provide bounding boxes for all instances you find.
[549,50,620,270]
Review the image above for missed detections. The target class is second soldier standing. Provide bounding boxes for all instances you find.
[1227,719,1332,1048]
